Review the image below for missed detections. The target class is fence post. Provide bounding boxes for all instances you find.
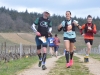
[30,45,31,54]
[4,42,6,54]
[99,45,100,54]
[1,43,3,54]
[20,43,23,58]
[15,45,16,53]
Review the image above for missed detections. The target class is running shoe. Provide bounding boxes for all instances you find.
[42,65,47,70]
[69,59,73,66]
[38,61,42,67]
[66,63,70,68]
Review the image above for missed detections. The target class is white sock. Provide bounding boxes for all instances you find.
[86,54,89,56]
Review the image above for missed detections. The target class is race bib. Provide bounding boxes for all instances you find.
[50,39,53,43]
[39,36,46,43]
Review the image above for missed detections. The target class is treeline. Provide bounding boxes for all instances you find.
[0,6,100,32]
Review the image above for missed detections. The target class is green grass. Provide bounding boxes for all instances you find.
[0,55,51,75]
[90,54,100,61]
[48,56,93,75]
[0,56,38,75]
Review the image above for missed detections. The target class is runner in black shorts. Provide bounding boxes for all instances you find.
[85,39,93,45]
[31,11,52,70]
[80,15,97,56]
[58,11,81,68]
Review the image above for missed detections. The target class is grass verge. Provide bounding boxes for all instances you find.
[90,54,100,61]
[0,56,38,75]
[48,56,93,75]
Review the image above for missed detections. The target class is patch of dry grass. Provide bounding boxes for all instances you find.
[17,33,35,44]
[0,33,33,45]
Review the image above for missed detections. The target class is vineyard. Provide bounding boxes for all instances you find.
[0,33,99,63]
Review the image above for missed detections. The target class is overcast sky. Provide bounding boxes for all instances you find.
[0,0,100,18]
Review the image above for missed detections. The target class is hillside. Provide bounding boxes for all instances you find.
[0,6,100,33]
[0,33,34,45]
[17,33,35,43]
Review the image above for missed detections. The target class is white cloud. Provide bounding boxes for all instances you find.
[15,7,44,13]
[0,0,84,6]
[71,8,100,18]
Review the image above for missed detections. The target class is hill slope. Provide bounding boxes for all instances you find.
[0,33,34,45]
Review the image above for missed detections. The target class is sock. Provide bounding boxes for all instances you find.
[86,54,89,56]
[38,53,42,61]
[70,52,74,60]
[42,53,47,65]
[65,51,70,63]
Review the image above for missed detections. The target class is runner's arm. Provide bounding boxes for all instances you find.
[58,24,63,31]
[92,24,97,34]
[48,27,52,33]
[58,38,60,43]
[58,21,65,31]
[80,24,85,35]
[31,18,39,33]
[73,20,81,29]
[31,23,37,32]
[48,21,52,34]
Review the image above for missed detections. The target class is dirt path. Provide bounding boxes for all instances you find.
[75,53,100,75]
[18,56,62,75]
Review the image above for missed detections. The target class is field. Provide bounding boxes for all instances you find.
[0,35,17,45]
[17,33,35,44]
[0,33,34,45]
[0,33,99,49]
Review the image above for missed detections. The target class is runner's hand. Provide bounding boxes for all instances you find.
[67,25,72,31]
[48,32,52,36]
[78,26,82,29]
[82,34,85,36]
[73,20,78,26]
[36,32,41,36]
[74,20,78,24]
[88,27,92,30]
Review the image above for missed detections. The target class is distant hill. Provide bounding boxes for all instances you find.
[0,6,100,32]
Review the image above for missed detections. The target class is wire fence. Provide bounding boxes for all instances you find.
[0,43,37,54]
[0,42,37,63]
[0,42,64,63]
[77,45,100,54]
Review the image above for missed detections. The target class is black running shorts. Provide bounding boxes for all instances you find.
[84,39,93,45]
[64,37,76,43]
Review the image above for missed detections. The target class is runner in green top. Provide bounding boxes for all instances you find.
[31,11,52,70]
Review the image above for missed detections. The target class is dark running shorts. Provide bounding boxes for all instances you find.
[49,45,55,47]
[35,36,48,49]
[64,37,76,43]
[84,39,93,45]
[54,45,59,52]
